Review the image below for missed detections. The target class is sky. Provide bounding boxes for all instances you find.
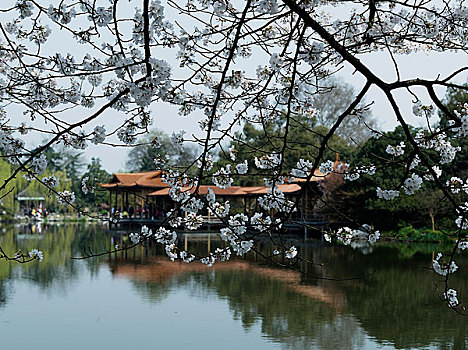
[4,0,468,173]
[86,50,468,173]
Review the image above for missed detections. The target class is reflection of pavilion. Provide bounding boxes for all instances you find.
[100,168,339,230]
[110,256,346,310]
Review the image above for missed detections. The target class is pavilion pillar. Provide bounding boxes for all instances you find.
[109,190,112,212]
[140,194,144,219]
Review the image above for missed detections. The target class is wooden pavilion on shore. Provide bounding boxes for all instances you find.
[99,170,169,219]
[99,167,341,228]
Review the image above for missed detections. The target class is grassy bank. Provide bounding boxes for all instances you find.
[381,225,456,243]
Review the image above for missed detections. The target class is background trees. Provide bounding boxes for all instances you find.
[125,130,198,173]
[215,116,352,186]
[0,145,109,215]
[213,78,373,186]
[311,78,376,145]
[77,158,111,211]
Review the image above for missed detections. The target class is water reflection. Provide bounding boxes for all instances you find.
[327,246,468,349]
[110,258,362,350]
[0,224,466,350]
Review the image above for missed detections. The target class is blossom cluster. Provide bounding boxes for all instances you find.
[325,224,380,248]
[385,142,405,157]
[254,153,282,169]
[412,101,434,117]
[403,174,423,195]
[343,165,376,181]
[42,175,59,188]
[446,177,468,194]
[319,160,335,175]
[81,176,95,194]
[212,166,234,189]
[444,289,459,308]
[415,131,460,165]
[57,190,76,205]
[28,249,44,262]
[291,159,314,178]
[376,187,400,200]
[258,187,296,213]
[433,253,458,276]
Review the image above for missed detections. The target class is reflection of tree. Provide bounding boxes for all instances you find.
[324,245,468,349]
[0,280,12,310]
[0,224,467,349]
[127,278,172,304]
[111,240,468,349]
[108,258,174,303]
[311,315,365,350]
[0,223,109,289]
[197,269,359,350]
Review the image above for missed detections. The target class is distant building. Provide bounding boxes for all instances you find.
[15,188,46,216]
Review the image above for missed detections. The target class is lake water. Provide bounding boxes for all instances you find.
[0,223,466,349]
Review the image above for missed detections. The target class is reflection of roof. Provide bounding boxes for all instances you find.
[149,184,302,197]
[99,171,169,189]
[112,257,345,309]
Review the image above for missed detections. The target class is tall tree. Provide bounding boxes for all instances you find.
[217,114,354,186]
[312,78,376,145]
[77,157,111,210]
[126,130,198,173]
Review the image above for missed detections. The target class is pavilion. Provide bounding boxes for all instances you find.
[99,167,337,225]
[15,188,46,216]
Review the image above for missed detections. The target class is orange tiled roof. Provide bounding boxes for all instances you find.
[100,168,329,191]
[149,185,240,196]
[243,184,302,194]
[149,184,302,197]
[99,171,169,189]
[290,169,327,183]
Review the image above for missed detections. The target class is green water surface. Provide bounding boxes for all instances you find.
[0,223,466,350]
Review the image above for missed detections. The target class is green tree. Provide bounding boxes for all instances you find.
[0,157,16,215]
[334,126,456,229]
[0,153,73,215]
[438,84,468,180]
[41,144,85,176]
[77,157,111,211]
[41,144,85,203]
[216,114,354,186]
